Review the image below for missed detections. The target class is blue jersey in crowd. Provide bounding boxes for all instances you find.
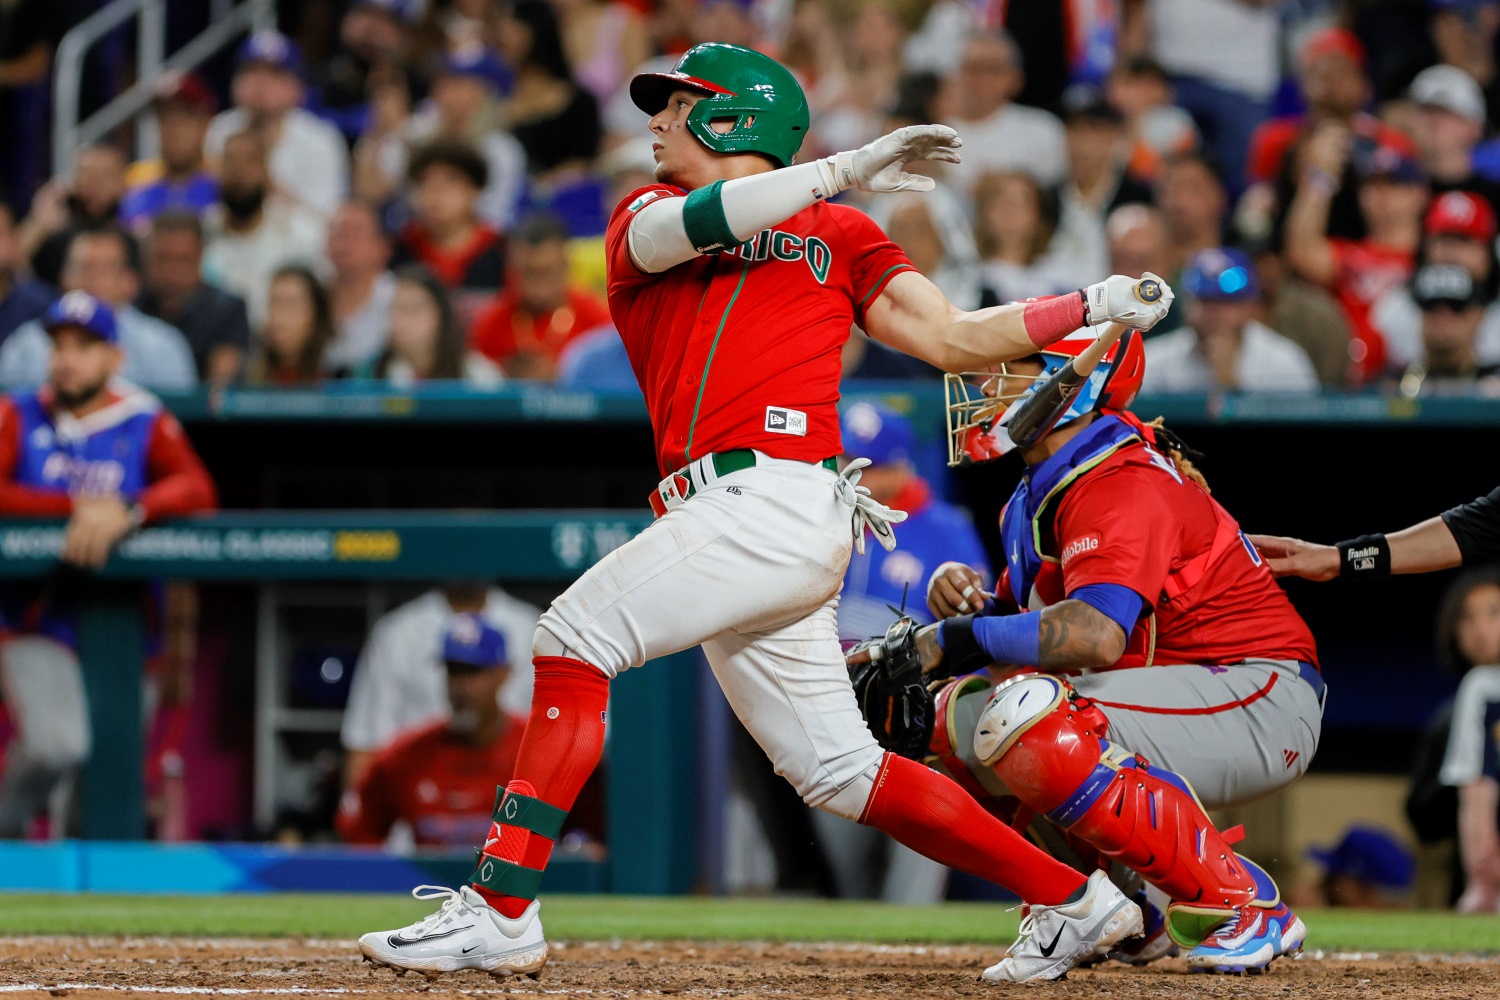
[837,481,991,642]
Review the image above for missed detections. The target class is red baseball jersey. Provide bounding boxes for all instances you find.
[336,716,528,848]
[1009,443,1318,670]
[606,184,914,475]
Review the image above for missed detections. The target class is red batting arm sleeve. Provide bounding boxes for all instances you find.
[0,397,74,517]
[138,412,218,521]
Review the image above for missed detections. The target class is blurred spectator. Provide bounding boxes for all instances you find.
[354,47,528,230]
[867,187,996,312]
[1243,28,1417,246]
[555,0,650,107]
[804,1,912,158]
[1301,826,1416,908]
[205,30,351,219]
[368,264,503,387]
[391,138,506,294]
[0,291,216,837]
[325,201,396,373]
[311,0,424,142]
[1436,569,1500,912]
[1409,65,1500,216]
[555,324,635,392]
[1394,264,1500,397]
[1251,243,1353,387]
[0,204,52,348]
[336,614,527,848]
[497,0,603,185]
[471,213,610,379]
[120,73,220,233]
[201,130,328,329]
[1429,0,1500,132]
[1105,202,1184,336]
[1143,247,1318,393]
[246,265,337,386]
[1285,134,1426,383]
[1129,0,1278,193]
[137,212,250,385]
[1156,151,1227,273]
[0,228,196,392]
[0,0,71,206]
[1105,55,1198,185]
[943,32,1068,192]
[973,172,1076,303]
[1059,84,1153,223]
[1376,190,1500,374]
[340,580,542,790]
[19,145,128,289]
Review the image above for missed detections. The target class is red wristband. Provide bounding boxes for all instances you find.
[1021,291,1088,348]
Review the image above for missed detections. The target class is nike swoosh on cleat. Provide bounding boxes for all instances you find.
[463,944,481,954]
[1037,925,1067,958]
[387,925,474,948]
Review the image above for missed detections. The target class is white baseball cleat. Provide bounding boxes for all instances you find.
[358,885,548,980]
[982,871,1144,984]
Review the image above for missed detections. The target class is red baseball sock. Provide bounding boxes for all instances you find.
[860,752,1086,905]
[473,656,610,918]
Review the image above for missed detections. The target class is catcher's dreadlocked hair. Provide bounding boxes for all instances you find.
[1147,417,1210,494]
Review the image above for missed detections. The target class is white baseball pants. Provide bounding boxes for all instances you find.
[535,452,887,819]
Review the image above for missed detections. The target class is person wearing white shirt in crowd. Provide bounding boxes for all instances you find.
[341,581,542,791]
[1145,247,1318,394]
[324,201,396,373]
[0,228,196,391]
[204,30,350,220]
[202,130,328,329]
[941,32,1068,192]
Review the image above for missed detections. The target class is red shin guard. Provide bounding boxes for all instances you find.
[473,656,610,917]
[860,752,1086,905]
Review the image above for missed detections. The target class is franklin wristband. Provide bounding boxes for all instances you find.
[1336,533,1391,579]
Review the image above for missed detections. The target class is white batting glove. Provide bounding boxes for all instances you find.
[1082,271,1175,331]
[834,458,909,555]
[821,125,963,196]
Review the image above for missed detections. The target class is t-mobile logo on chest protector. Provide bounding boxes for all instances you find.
[765,406,808,436]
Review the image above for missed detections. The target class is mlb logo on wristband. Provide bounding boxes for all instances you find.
[765,406,807,436]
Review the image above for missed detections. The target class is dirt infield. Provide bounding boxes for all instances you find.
[0,937,1492,999]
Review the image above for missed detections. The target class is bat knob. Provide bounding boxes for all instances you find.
[1136,278,1162,303]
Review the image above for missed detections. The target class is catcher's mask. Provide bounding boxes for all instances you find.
[944,326,1145,467]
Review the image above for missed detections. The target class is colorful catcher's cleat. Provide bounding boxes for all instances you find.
[1185,901,1306,975]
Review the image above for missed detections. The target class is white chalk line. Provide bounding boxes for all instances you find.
[0,987,656,997]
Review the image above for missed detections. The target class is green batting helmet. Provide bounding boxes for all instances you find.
[629,43,810,168]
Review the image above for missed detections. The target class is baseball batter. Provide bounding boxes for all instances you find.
[847,327,1324,974]
[359,42,1173,985]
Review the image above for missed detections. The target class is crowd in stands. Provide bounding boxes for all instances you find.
[6,0,1500,398]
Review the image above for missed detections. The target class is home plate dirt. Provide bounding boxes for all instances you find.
[0,938,1490,999]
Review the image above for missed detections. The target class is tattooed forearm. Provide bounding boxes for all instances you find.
[1038,599,1127,670]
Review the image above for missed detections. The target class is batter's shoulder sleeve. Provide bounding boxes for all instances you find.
[827,204,915,329]
[1053,465,1183,608]
[1441,485,1500,565]
[606,183,686,291]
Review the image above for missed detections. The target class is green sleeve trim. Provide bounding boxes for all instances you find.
[471,856,545,901]
[858,263,915,309]
[684,259,752,462]
[492,788,568,840]
[682,180,737,254]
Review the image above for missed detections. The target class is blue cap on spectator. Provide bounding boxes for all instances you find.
[237,30,304,78]
[1355,142,1425,184]
[1307,826,1415,889]
[355,0,423,24]
[43,292,118,344]
[840,402,916,467]
[1181,248,1259,302]
[442,614,508,670]
[439,46,513,94]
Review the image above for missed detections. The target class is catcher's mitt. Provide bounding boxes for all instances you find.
[845,616,934,760]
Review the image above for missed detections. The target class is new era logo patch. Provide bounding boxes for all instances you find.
[765,406,807,436]
[1283,749,1300,770]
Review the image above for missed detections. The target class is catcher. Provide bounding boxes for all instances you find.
[847,325,1324,974]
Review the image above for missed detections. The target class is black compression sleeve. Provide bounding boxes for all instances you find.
[1441,485,1500,566]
